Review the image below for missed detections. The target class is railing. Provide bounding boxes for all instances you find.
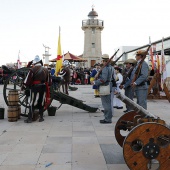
[82,19,104,27]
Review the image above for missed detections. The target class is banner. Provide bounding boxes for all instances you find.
[149,37,154,70]
[55,27,62,76]
[17,50,21,69]
[161,37,167,89]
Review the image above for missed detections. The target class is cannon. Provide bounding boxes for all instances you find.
[2,67,98,117]
[115,93,170,170]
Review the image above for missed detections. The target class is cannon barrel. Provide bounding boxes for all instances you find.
[116,92,170,128]
[116,92,157,118]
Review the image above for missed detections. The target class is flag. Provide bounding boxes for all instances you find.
[156,53,160,74]
[17,50,21,69]
[149,37,154,70]
[161,37,167,88]
[62,50,65,62]
[55,27,62,76]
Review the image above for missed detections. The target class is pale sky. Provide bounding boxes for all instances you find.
[0,0,170,65]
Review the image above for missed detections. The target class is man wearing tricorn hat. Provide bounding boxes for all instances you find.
[91,54,113,124]
[120,58,137,112]
[131,49,149,109]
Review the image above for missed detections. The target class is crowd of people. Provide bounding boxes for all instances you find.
[90,49,149,124]
[0,49,150,124]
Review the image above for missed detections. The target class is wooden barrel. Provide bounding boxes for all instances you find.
[18,105,21,119]
[8,90,19,106]
[8,106,18,122]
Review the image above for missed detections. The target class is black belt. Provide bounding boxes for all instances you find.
[137,82,146,86]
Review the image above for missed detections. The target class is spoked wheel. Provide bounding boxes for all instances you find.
[123,122,170,170]
[3,68,30,108]
[115,111,140,147]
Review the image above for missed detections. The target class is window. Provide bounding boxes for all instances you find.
[92,28,95,34]
[92,43,95,48]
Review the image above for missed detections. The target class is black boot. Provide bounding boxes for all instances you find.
[24,107,32,123]
[39,110,44,122]
[24,119,32,123]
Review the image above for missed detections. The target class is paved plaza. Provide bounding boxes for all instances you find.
[0,84,170,170]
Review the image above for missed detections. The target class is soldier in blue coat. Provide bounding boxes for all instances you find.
[131,50,149,109]
[120,59,137,112]
[91,54,113,124]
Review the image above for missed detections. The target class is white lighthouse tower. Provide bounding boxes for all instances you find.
[82,7,104,68]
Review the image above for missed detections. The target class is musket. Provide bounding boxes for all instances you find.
[95,49,120,80]
[131,45,151,84]
[112,52,125,66]
[120,62,137,86]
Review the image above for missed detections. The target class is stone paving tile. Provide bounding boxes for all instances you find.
[100,144,125,164]
[72,152,106,166]
[0,165,35,170]
[48,130,72,137]
[73,125,94,132]
[37,153,71,165]
[2,153,40,165]
[42,144,72,153]
[97,136,117,144]
[35,164,71,170]
[72,137,98,145]
[45,137,72,144]
[51,125,72,131]
[93,124,115,131]
[95,130,115,137]
[11,144,44,153]
[73,131,96,137]
[3,122,30,132]
[107,164,129,170]
[0,153,8,165]
[72,144,102,154]
[72,164,108,170]
[18,132,47,144]
[0,145,15,153]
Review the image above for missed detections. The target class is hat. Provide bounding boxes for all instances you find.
[33,55,41,64]
[124,59,137,64]
[135,50,148,56]
[62,60,70,67]
[102,54,109,60]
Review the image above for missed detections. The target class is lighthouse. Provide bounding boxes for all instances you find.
[82,7,104,68]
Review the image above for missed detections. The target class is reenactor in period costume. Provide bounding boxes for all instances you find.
[58,60,70,95]
[90,63,100,97]
[120,59,137,112]
[113,67,123,109]
[92,54,113,124]
[131,50,149,109]
[23,55,51,123]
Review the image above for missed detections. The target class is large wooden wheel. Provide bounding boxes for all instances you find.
[3,68,30,108]
[123,122,170,170]
[115,111,140,147]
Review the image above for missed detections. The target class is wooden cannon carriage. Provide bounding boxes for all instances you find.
[2,67,98,117]
[115,93,170,170]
